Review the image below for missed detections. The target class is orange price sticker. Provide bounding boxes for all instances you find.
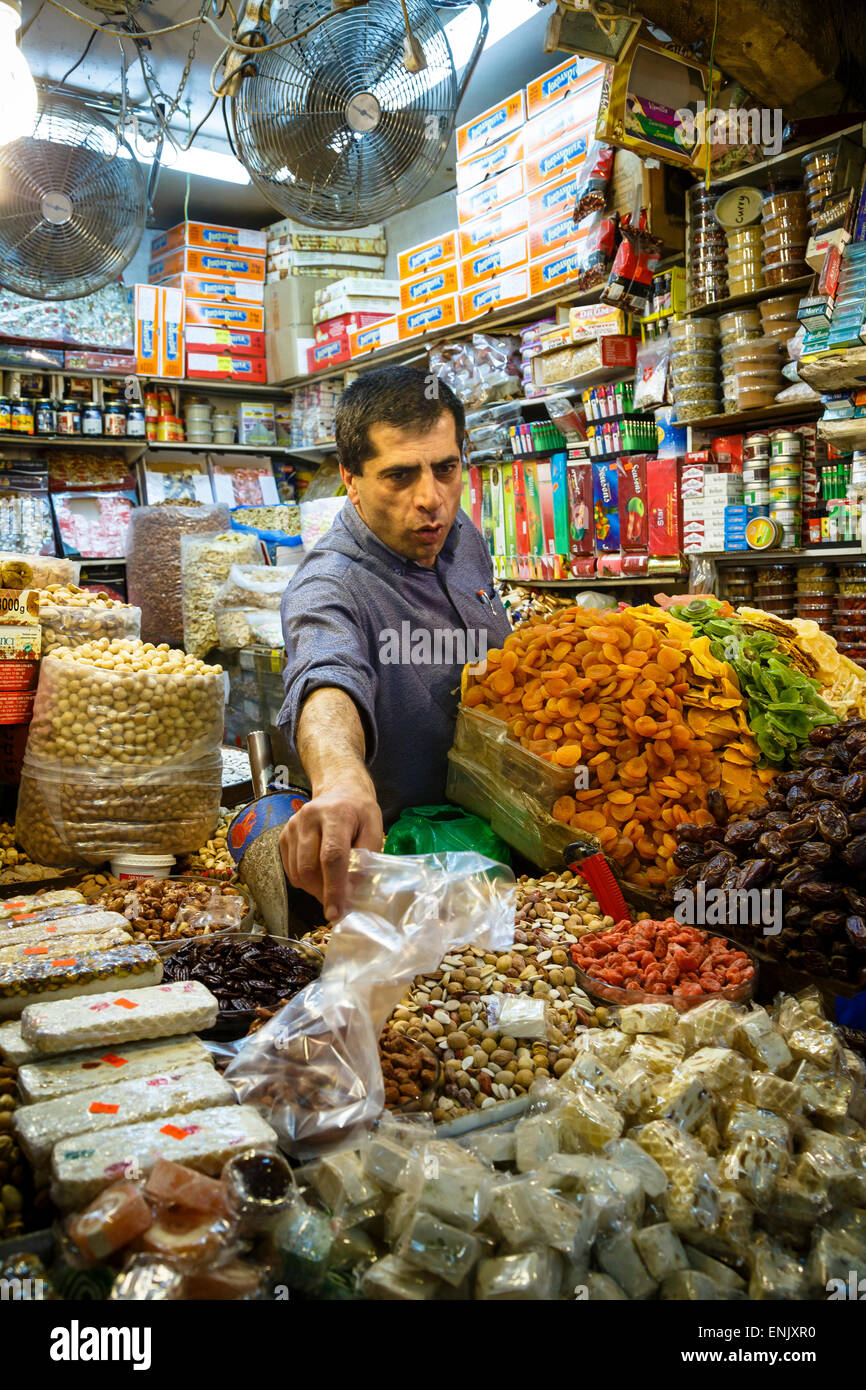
[160,1124,191,1140]
[113,998,139,1010]
[23,947,48,955]
[45,925,57,933]
[101,1054,128,1066]
[89,1101,119,1115]
[52,958,77,967]
[12,913,37,922]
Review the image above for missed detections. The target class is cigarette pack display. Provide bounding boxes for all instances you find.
[456,129,525,193]
[149,247,265,284]
[456,89,525,160]
[15,1064,234,1168]
[0,942,162,1020]
[151,222,267,258]
[160,275,265,305]
[51,1102,277,1208]
[20,979,219,1055]
[16,1033,213,1104]
[184,326,266,356]
[183,299,265,332]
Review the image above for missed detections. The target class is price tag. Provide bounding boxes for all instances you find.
[101,1054,128,1066]
[113,998,139,1010]
[52,958,76,967]
[160,1123,192,1140]
[89,1101,119,1114]
[23,947,48,955]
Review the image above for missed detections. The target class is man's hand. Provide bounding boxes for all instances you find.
[279,688,383,922]
[279,773,383,922]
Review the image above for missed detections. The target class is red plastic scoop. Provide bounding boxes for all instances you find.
[564,841,630,923]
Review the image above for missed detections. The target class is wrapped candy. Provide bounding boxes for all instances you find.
[558,1085,623,1151]
[398,1210,482,1287]
[633,1223,689,1281]
[476,1249,561,1301]
[735,1008,793,1073]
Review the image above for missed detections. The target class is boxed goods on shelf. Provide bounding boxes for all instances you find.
[151,221,267,259]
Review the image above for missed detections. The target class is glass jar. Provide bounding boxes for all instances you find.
[126,402,145,438]
[103,400,127,437]
[34,399,55,434]
[56,400,82,435]
[82,403,103,436]
[11,399,34,434]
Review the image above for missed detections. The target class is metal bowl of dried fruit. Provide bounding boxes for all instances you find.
[95,875,255,954]
[161,932,322,1038]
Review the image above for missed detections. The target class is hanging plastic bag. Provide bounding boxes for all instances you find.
[226,850,515,1156]
[384,805,511,865]
[633,331,671,412]
[601,212,662,317]
[572,141,615,224]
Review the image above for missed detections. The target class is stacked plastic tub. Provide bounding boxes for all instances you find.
[803,147,836,234]
[796,562,836,631]
[726,224,764,297]
[836,561,866,661]
[688,184,727,308]
[669,316,720,422]
[762,189,810,286]
[718,308,784,413]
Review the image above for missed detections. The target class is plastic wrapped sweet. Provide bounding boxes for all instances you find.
[0,925,131,961]
[0,888,85,921]
[398,1210,482,1287]
[14,1064,234,1168]
[0,942,162,1019]
[0,909,131,949]
[126,504,232,647]
[20,979,218,1055]
[51,1103,277,1208]
[16,1034,213,1104]
[476,1248,560,1301]
[68,1181,153,1262]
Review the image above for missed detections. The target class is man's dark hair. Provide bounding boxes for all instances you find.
[335,365,465,476]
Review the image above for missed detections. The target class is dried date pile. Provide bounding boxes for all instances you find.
[162,935,320,1014]
[663,717,866,983]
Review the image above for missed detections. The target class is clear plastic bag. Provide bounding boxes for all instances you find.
[0,552,79,588]
[226,850,515,1157]
[633,332,671,411]
[38,588,141,654]
[125,505,231,647]
[214,563,290,612]
[181,531,262,659]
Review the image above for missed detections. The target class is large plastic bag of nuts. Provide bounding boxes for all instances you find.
[24,640,225,769]
[37,586,141,654]
[180,530,263,659]
[16,750,223,866]
[125,504,231,647]
[226,849,515,1157]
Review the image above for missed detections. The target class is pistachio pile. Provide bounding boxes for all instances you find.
[180,810,235,878]
[300,870,613,1123]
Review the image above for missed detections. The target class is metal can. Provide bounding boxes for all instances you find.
[126,403,145,438]
[82,404,103,436]
[57,401,82,435]
[11,400,34,434]
[35,399,56,434]
[104,401,127,436]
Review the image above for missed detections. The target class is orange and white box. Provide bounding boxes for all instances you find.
[528,169,585,226]
[150,221,266,258]
[460,232,528,290]
[529,241,599,296]
[526,57,606,120]
[457,163,526,226]
[524,87,604,157]
[397,296,459,340]
[529,211,585,261]
[134,284,159,376]
[161,287,184,379]
[399,263,461,311]
[458,198,529,258]
[456,89,525,160]
[158,274,265,304]
[397,231,458,282]
[460,270,530,323]
[149,246,265,283]
[183,298,265,332]
[349,316,399,358]
[525,126,591,191]
[456,129,524,193]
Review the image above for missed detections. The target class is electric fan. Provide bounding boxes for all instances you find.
[228,0,489,227]
[0,91,147,300]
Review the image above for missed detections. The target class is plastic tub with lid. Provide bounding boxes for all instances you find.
[110,852,177,880]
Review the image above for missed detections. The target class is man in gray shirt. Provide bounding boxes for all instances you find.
[278,365,511,921]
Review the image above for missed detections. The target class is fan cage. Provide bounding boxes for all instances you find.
[230,0,458,228]
[0,93,146,301]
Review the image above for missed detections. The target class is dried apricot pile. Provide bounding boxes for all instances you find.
[570,917,755,996]
[462,605,774,888]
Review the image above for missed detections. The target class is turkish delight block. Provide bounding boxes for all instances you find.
[418,1158,492,1230]
[307,1149,381,1212]
[723,1101,791,1152]
[0,928,131,962]
[613,1058,656,1116]
[684,1243,747,1290]
[596,1230,656,1299]
[463,1127,516,1167]
[587,1272,627,1300]
[648,1075,712,1133]
[362,1135,423,1196]
[572,1027,630,1068]
[0,943,162,1019]
[674,998,740,1050]
[360,1254,440,1301]
[51,1104,276,1208]
[602,1137,668,1197]
[634,1222,689,1281]
[21,980,218,1054]
[660,1270,727,1300]
[514,1113,559,1172]
[628,1034,684,1074]
[617,1003,678,1035]
[734,1008,792,1073]
[16,1034,213,1103]
[561,1051,621,1104]
[144,1159,229,1215]
[399,1210,481,1287]
[673,1046,748,1092]
[558,1085,623,1151]
[476,1249,560,1301]
[14,1065,233,1167]
[744,1070,803,1118]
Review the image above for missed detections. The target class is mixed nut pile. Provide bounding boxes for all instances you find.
[180,810,235,878]
[96,876,247,946]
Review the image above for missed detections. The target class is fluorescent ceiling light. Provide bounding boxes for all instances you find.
[445,0,540,68]
[119,130,251,185]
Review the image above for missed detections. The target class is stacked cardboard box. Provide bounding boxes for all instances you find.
[265,219,387,284]
[146,221,267,381]
[312,276,400,371]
